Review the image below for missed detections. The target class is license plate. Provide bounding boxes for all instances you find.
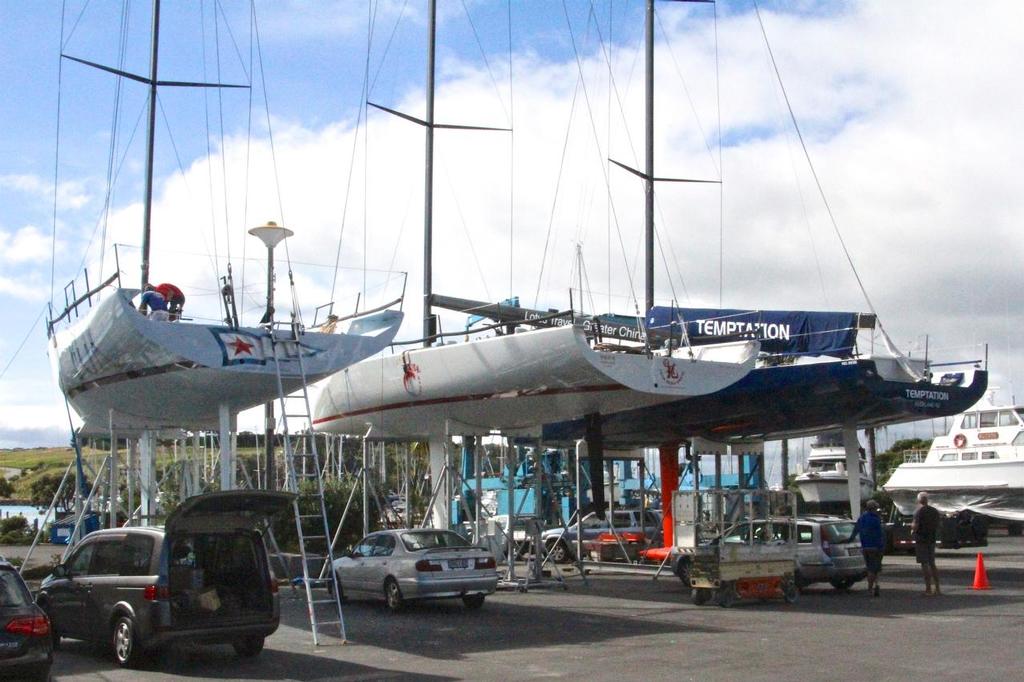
[447,559,468,569]
[848,547,861,556]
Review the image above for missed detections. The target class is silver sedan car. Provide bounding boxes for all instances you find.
[332,529,499,611]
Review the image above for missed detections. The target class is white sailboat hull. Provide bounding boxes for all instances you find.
[51,289,403,434]
[313,325,758,438]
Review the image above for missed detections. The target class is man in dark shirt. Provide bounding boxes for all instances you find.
[912,491,942,595]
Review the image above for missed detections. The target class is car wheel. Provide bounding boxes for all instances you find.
[716,583,736,608]
[39,605,60,651]
[327,571,346,602]
[829,577,856,590]
[547,540,571,563]
[782,579,799,604]
[233,635,265,658]
[462,594,486,609]
[692,588,712,606]
[384,577,404,612]
[674,558,691,585]
[112,616,143,669]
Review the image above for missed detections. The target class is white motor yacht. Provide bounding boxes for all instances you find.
[795,439,874,504]
[884,398,1024,522]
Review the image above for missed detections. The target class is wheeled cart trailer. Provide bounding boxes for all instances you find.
[673,489,798,607]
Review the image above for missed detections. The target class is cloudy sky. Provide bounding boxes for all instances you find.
[0,1,1020,450]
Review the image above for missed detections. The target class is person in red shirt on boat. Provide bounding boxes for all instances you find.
[153,282,185,320]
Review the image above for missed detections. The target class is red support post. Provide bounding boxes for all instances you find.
[659,443,679,548]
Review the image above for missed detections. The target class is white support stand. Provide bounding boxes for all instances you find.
[428,436,449,529]
[139,430,156,526]
[189,432,202,498]
[219,403,235,491]
[842,426,862,519]
[108,438,117,528]
[126,439,137,525]
[108,411,117,529]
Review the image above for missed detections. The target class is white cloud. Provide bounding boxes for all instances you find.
[0,174,91,211]
[0,225,52,264]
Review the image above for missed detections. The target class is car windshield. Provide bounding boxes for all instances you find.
[400,530,471,552]
[822,522,856,543]
[0,569,32,607]
[722,522,790,544]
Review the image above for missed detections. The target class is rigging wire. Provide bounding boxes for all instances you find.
[460,0,513,124]
[97,1,132,280]
[362,0,381,307]
[0,305,47,384]
[560,0,643,320]
[50,1,69,306]
[199,1,223,290]
[655,10,719,176]
[443,167,491,302]
[506,0,515,301]
[752,2,918,375]
[250,1,298,323]
[212,2,233,279]
[328,1,392,307]
[239,0,256,320]
[531,65,583,309]
[156,99,220,276]
[714,2,723,306]
[607,0,612,313]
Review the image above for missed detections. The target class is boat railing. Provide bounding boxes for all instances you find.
[47,271,122,337]
[902,450,927,464]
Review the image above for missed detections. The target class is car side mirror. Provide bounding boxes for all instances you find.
[52,564,69,579]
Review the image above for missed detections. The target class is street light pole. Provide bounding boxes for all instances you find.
[248,221,294,489]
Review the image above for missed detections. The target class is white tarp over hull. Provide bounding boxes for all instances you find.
[884,461,1024,522]
[313,325,758,438]
[51,289,403,434]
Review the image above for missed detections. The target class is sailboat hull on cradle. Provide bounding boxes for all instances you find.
[51,289,403,434]
[313,325,758,438]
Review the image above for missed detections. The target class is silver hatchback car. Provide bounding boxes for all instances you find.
[332,529,499,611]
[794,516,868,591]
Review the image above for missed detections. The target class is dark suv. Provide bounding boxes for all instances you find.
[0,557,52,681]
[36,491,292,668]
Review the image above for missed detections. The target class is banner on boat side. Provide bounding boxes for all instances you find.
[210,329,321,366]
[646,307,863,358]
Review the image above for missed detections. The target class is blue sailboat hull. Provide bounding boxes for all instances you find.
[543,360,988,446]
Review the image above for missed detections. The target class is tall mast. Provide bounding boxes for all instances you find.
[644,0,655,314]
[140,0,161,290]
[423,0,437,347]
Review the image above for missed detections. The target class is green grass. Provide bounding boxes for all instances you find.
[0,447,81,470]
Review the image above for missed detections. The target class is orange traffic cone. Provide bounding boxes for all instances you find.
[970,552,992,590]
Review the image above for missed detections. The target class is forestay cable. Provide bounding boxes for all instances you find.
[752,2,920,376]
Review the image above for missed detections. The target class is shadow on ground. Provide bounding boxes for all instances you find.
[281,590,725,661]
[51,639,453,681]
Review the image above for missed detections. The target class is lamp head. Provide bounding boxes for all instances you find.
[248,221,294,249]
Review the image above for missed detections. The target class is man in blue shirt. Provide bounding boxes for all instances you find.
[139,285,169,321]
[849,499,885,596]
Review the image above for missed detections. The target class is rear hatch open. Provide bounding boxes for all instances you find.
[164,491,294,627]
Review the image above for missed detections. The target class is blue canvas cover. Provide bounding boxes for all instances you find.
[646,307,862,358]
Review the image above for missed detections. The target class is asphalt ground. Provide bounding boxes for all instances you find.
[9,531,1022,682]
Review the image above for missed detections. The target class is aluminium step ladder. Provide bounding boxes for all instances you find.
[270,321,347,645]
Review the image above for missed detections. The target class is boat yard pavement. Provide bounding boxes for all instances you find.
[28,532,1024,681]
